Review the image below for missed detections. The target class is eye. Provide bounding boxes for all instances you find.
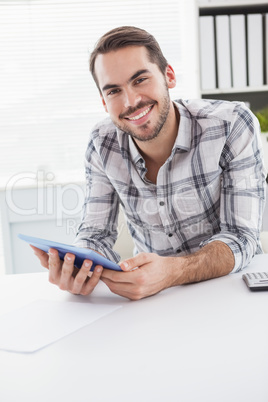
[135,77,147,85]
[107,88,120,96]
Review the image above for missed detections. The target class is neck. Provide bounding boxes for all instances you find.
[134,102,180,183]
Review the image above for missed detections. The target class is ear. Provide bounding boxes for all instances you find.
[165,64,176,89]
[100,95,108,113]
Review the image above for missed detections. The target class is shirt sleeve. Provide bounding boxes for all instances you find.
[73,134,121,263]
[201,103,267,272]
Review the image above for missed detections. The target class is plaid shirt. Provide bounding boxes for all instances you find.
[74,99,266,272]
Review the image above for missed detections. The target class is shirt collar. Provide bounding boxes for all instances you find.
[172,101,192,152]
[128,135,145,166]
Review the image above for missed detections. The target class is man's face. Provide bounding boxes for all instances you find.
[94,46,176,142]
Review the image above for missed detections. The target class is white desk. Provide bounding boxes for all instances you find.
[0,254,268,402]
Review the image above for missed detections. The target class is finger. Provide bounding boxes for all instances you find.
[58,253,76,291]
[30,245,49,268]
[48,248,63,284]
[101,268,135,283]
[101,276,130,288]
[80,265,103,295]
[71,259,93,294]
[101,277,141,300]
[120,253,152,271]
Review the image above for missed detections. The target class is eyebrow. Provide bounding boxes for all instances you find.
[101,69,150,93]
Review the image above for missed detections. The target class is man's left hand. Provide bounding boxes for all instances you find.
[101,252,179,300]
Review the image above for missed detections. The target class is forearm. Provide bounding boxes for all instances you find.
[172,241,235,286]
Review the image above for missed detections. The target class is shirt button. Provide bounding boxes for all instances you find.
[159,201,165,206]
[176,248,182,253]
[168,233,173,237]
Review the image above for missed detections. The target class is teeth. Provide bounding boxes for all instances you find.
[128,106,152,121]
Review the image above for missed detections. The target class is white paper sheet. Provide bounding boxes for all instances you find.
[0,300,121,353]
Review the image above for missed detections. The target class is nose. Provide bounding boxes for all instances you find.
[123,87,142,109]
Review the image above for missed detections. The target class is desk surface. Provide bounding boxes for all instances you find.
[0,254,268,402]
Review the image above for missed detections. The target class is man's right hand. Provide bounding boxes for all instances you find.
[30,245,103,295]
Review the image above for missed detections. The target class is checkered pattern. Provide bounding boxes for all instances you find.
[74,99,266,272]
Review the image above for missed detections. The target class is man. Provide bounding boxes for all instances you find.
[33,26,266,300]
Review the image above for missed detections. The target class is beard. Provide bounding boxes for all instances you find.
[112,88,171,142]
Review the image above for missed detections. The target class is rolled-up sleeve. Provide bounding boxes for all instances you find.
[201,104,267,272]
[73,134,121,263]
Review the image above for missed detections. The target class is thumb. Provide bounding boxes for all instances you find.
[120,252,151,271]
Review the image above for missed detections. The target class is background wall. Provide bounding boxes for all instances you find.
[0,0,199,275]
[1,0,267,274]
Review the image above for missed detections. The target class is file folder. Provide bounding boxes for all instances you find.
[216,15,232,89]
[248,14,263,87]
[230,14,247,88]
[199,16,216,90]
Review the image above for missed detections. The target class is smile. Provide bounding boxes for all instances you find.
[126,105,153,121]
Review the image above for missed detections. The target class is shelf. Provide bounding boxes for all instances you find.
[198,0,268,10]
[201,86,268,95]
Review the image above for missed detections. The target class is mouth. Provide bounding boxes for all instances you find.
[124,105,154,122]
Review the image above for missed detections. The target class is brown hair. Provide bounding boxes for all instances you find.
[90,26,168,92]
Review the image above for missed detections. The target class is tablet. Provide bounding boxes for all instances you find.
[18,234,122,271]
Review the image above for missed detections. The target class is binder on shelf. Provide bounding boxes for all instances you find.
[265,13,268,85]
[215,15,232,89]
[230,14,247,89]
[199,16,216,91]
[247,13,263,87]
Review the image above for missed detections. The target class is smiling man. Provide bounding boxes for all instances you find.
[33,26,266,300]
